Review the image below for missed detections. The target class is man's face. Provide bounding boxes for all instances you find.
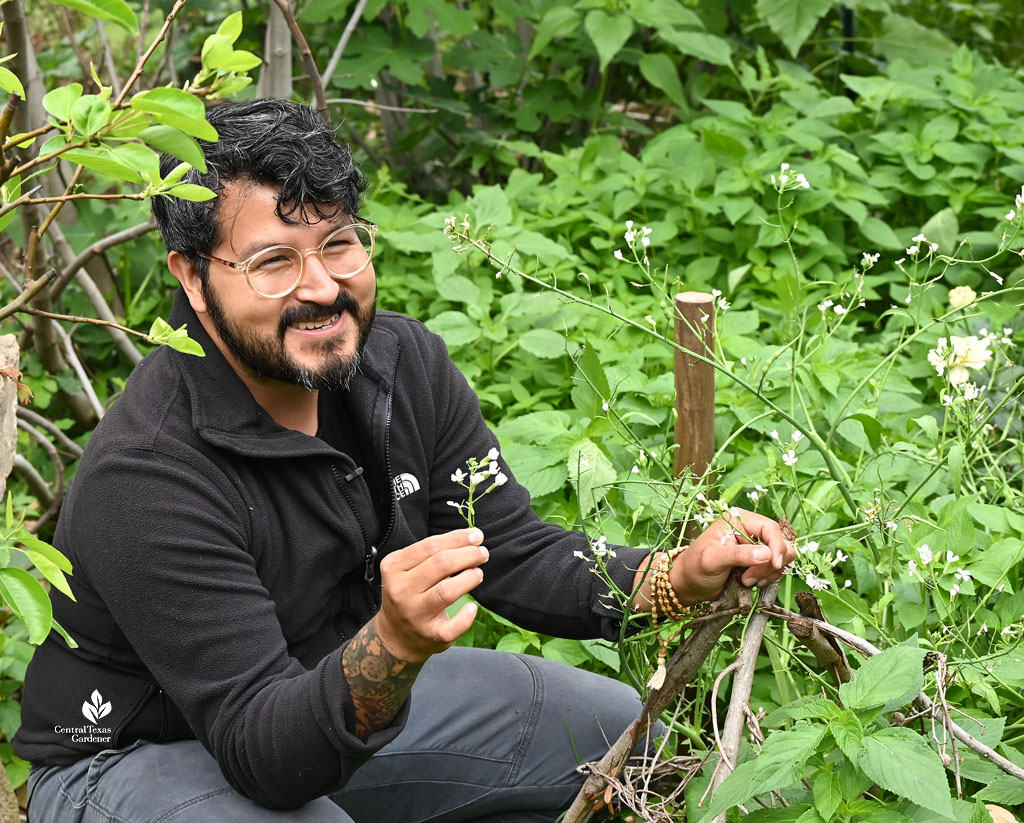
[200,182,376,391]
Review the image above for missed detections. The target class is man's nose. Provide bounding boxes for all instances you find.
[293,249,340,303]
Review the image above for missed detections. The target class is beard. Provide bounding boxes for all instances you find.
[202,282,376,392]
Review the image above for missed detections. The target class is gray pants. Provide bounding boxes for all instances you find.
[27,648,653,822]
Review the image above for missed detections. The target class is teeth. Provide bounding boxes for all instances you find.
[293,314,339,331]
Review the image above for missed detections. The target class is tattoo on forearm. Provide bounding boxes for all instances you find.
[342,619,423,740]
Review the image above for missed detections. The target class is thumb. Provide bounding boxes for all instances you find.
[704,533,772,574]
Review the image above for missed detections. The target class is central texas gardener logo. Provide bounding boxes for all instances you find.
[82,690,111,725]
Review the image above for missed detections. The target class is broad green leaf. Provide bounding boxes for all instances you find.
[839,645,926,710]
[658,28,733,67]
[969,799,995,823]
[436,275,481,306]
[51,620,79,649]
[875,13,955,64]
[829,710,865,762]
[0,568,53,645]
[201,33,234,72]
[166,183,217,202]
[139,125,207,172]
[567,438,616,517]
[696,724,827,822]
[217,10,243,39]
[756,0,834,57]
[977,775,1024,805]
[0,66,24,99]
[425,310,481,348]
[42,83,83,122]
[147,318,205,356]
[574,340,610,400]
[859,216,902,250]
[541,637,588,666]
[584,11,633,72]
[61,147,142,184]
[519,328,565,359]
[813,770,842,820]
[70,95,111,137]
[49,0,138,34]
[857,728,955,819]
[527,7,581,61]
[131,88,218,141]
[112,143,161,181]
[919,207,959,255]
[217,50,262,72]
[16,531,72,574]
[948,443,964,493]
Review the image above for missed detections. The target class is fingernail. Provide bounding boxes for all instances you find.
[757,578,768,587]
[752,547,770,562]
[468,528,484,544]
[742,575,756,587]
[479,546,489,561]
[476,568,484,581]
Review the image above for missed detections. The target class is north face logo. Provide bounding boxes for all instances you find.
[392,473,420,500]
[82,690,111,725]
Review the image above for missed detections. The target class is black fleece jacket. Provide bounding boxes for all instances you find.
[13,292,647,809]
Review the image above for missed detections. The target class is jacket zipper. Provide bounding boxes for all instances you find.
[331,463,376,586]
[375,352,400,553]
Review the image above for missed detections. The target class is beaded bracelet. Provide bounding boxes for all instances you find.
[647,547,710,690]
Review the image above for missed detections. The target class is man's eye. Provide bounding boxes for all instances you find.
[252,253,292,269]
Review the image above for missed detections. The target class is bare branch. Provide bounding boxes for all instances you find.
[96,21,123,99]
[15,418,64,531]
[271,0,328,122]
[324,97,438,114]
[321,0,370,90]
[51,218,157,301]
[11,455,54,521]
[16,407,84,458]
[113,0,188,107]
[51,321,105,420]
[0,269,57,323]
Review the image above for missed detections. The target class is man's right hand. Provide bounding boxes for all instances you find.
[373,528,488,663]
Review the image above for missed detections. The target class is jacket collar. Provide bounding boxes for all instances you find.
[167,289,398,459]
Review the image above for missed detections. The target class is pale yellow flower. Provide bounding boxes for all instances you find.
[947,285,977,309]
[928,335,993,384]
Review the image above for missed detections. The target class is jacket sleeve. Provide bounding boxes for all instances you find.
[63,447,405,809]
[417,328,649,640]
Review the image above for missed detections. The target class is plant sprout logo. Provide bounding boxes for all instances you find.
[82,690,112,725]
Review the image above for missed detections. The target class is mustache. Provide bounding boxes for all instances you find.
[279,292,360,335]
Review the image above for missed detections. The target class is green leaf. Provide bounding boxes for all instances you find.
[426,310,481,348]
[22,552,74,600]
[567,438,616,517]
[165,183,217,202]
[813,769,842,820]
[846,413,882,450]
[756,0,835,57]
[527,7,582,60]
[147,318,205,356]
[977,774,1024,805]
[113,143,161,181]
[42,83,83,122]
[639,53,686,110]
[436,275,481,306]
[948,444,964,493]
[658,28,733,67]
[969,799,995,823]
[0,66,24,99]
[70,95,112,137]
[859,216,903,250]
[130,88,218,141]
[15,531,72,574]
[0,569,54,645]
[541,637,588,666]
[696,724,827,822]
[201,33,234,72]
[829,710,865,762]
[519,328,565,359]
[857,728,955,819]
[839,645,926,710]
[218,50,262,72]
[217,10,244,39]
[4,492,12,530]
[61,147,142,183]
[51,619,79,649]
[919,207,959,255]
[584,11,634,72]
[49,0,138,34]
[140,124,207,173]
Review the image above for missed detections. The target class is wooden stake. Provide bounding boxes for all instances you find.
[674,292,716,538]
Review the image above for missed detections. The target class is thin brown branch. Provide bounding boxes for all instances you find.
[324,97,438,114]
[16,407,84,458]
[321,0,370,89]
[1,121,54,155]
[272,0,328,122]
[0,95,19,151]
[50,319,105,419]
[15,418,64,532]
[0,270,55,323]
[137,0,150,74]
[58,7,97,89]
[96,21,123,99]
[113,0,188,107]
[37,166,85,238]
[17,308,151,341]
[51,217,157,300]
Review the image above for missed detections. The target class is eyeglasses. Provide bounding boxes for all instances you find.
[200,217,377,299]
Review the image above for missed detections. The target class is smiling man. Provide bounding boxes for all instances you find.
[16,99,794,822]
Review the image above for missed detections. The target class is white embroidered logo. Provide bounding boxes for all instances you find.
[392,473,421,500]
[82,690,111,725]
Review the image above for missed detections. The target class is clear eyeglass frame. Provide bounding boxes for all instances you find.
[199,216,377,299]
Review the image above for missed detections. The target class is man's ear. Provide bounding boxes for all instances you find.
[168,251,207,315]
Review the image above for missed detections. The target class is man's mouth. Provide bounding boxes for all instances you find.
[290,314,341,332]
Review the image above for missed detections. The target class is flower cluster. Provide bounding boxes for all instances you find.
[1005,185,1024,222]
[905,233,939,258]
[769,162,810,192]
[947,285,977,309]
[770,428,803,467]
[447,448,507,528]
[613,220,652,264]
[927,335,993,385]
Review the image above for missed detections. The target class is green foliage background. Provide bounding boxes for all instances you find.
[3,0,1024,818]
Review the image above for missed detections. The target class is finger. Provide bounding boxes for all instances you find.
[720,508,792,569]
[431,601,478,645]
[428,566,485,612]
[407,544,489,593]
[383,528,485,573]
[703,539,772,577]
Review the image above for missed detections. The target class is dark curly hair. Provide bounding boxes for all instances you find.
[151,99,367,282]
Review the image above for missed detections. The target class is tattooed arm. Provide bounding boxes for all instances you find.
[343,528,488,740]
[343,617,424,739]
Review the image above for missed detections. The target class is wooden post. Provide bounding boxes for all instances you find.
[674,292,715,539]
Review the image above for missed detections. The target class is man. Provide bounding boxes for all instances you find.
[15,99,793,822]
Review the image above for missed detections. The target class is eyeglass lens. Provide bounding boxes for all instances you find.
[247,224,374,297]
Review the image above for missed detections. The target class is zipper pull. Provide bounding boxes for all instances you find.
[364,544,378,582]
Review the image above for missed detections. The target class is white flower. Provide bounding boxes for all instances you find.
[624,230,636,245]
[907,245,919,256]
[469,473,486,485]
[601,402,609,411]
[886,521,897,531]
[770,429,780,440]
[979,622,988,634]
[805,573,830,591]
[641,236,651,247]
[573,550,586,560]
[862,252,880,266]
[962,383,982,400]
[1000,327,1014,346]
[613,249,624,261]
[918,544,933,564]
[488,461,501,475]
[895,258,906,266]
[795,173,810,189]
[947,285,976,309]
[1007,210,1016,221]
[834,305,848,315]
[818,299,834,312]
[494,472,508,486]
[950,583,961,598]
[835,550,849,563]
[941,394,954,406]
[913,233,927,243]
[930,242,939,253]
[446,500,462,509]
[843,579,852,588]
[451,468,466,483]
[625,219,634,230]
[800,541,819,554]
[631,465,639,474]
[782,449,798,466]
[487,447,499,461]
[781,162,790,172]
[747,490,760,502]
[955,567,971,582]
[717,297,730,311]
[927,335,993,384]
[792,431,803,443]
[946,551,959,563]
[991,271,1004,285]
[642,225,652,236]
[908,559,918,572]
